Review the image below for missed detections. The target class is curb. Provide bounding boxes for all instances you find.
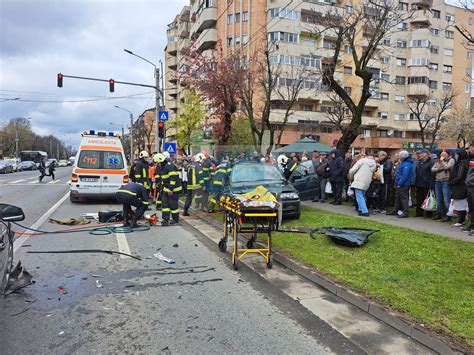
[181,202,463,354]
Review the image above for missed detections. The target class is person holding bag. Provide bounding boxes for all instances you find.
[448,149,469,226]
[431,150,455,220]
[348,155,376,216]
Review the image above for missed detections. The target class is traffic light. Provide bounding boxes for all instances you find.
[57,73,63,87]
[158,121,165,139]
[109,79,115,92]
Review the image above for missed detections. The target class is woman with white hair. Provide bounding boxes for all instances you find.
[348,155,377,216]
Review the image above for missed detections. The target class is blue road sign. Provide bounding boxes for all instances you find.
[158,111,169,122]
[164,142,177,154]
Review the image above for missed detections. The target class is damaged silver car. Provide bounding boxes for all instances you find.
[0,204,33,296]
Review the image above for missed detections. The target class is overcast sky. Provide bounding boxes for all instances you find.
[0,0,188,148]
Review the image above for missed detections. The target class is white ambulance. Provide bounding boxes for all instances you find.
[69,130,128,202]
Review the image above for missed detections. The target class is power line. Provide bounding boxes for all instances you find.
[8,91,155,103]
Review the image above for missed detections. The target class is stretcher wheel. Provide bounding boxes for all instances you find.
[218,239,227,252]
[246,240,254,249]
[267,254,273,269]
[232,254,238,270]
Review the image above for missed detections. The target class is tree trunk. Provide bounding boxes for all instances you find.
[266,128,275,156]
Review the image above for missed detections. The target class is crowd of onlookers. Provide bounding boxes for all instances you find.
[302,145,474,236]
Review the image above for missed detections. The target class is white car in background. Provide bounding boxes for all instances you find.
[58,160,68,167]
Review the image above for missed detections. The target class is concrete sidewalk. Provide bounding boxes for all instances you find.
[302,200,473,243]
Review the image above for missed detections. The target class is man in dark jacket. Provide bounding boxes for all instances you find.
[329,149,344,205]
[314,152,330,202]
[284,154,299,180]
[38,157,47,182]
[414,149,434,218]
[388,150,413,218]
[378,151,393,211]
[448,149,469,224]
[465,144,474,234]
[115,182,150,228]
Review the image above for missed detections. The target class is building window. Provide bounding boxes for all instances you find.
[445,30,454,39]
[430,46,439,54]
[227,14,233,24]
[444,48,453,56]
[381,55,390,64]
[395,95,405,103]
[320,127,333,133]
[242,35,249,44]
[242,11,249,21]
[429,63,438,71]
[383,38,390,46]
[395,76,406,85]
[398,2,408,10]
[381,73,390,82]
[268,31,299,43]
[234,36,241,45]
[394,113,405,120]
[408,76,428,84]
[381,92,389,100]
[394,131,403,138]
[442,82,452,90]
[465,101,470,109]
[396,40,407,48]
[301,104,313,111]
[397,22,408,30]
[465,84,471,93]
[268,8,300,20]
[378,112,388,119]
[320,106,333,113]
[410,39,430,48]
[345,5,353,13]
[344,66,352,75]
[227,37,233,46]
[427,99,436,106]
[396,57,406,66]
[323,40,336,49]
[429,80,438,89]
[409,58,429,66]
[432,9,440,18]
[469,17,473,25]
[167,36,176,44]
[446,13,455,22]
[430,28,440,36]
[443,65,452,73]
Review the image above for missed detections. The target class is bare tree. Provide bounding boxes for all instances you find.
[455,1,474,47]
[324,92,352,135]
[439,108,474,148]
[406,91,455,149]
[238,41,307,154]
[308,0,414,154]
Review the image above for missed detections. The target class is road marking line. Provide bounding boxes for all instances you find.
[13,191,70,253]
[29,180,38,184]
[48,179,60,184]
[115,232,132,259]
[8,179,25,184]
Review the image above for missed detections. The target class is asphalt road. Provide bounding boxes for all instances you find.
[0,182,363,353]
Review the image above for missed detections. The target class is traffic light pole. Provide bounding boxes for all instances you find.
[155,68,161,153]
[57,73,159,91]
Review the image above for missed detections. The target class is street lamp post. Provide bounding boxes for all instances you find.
[124,49,163,153]
[114,105,134,158]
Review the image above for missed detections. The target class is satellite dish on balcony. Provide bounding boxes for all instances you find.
[387,130,394,136]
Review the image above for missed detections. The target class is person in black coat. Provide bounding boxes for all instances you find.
[329,149,344,205]
[38,158,47,182]
[343,153,353,201]
[378,151,393,211]
[414,149,434,217]
[48,160,56,180]
[448,149,469,224]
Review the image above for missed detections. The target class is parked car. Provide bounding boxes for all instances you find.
[228,162,301,219]
[288,160,320,201]
[0,160,14,174]
[58,160,68,167]
[0,204,25,294]
[4,159,19,172]
[17,161,37,171]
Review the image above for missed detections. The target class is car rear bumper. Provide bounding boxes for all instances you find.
[70,190,117,200]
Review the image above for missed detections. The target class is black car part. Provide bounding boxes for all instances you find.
[311,227,379,247]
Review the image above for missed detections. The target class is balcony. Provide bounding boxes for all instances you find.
[166,41,177,55]
[167,56,177,70]
[195,28,217,51]
[412,0,433,7]
[179,37,190,55]
[168,87,178,99]
[179,6,190,21]
[191,6,217,35]
[410,9,431,25]
[408,83,430,97]
[178,21,190,39]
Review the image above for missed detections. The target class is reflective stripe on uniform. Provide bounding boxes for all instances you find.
[162,208,171,212]
[171,208,179,214]
[117,189,137,196]
[213,180,223,185]
[290,163,297,172]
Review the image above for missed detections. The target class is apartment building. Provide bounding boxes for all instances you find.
[165,0,473,154]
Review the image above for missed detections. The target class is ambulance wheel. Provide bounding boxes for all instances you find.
[69,193,80,203]
[218,240,227,252]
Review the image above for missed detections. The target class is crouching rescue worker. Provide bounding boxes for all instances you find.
[115,182,149,228]
[154,153,182,226]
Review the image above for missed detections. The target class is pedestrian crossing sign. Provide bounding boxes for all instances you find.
[164,142,176,154]
[158,111,169,122]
